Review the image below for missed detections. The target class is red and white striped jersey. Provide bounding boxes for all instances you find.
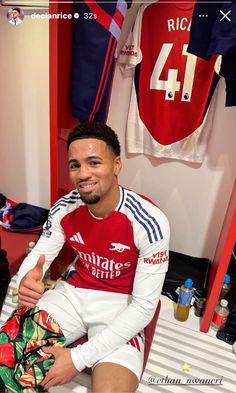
[17,186,169,295]
[119,1,220,163]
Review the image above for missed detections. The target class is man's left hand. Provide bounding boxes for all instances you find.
[41,347,79,389]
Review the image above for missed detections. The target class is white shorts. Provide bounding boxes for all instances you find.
[37,281,144,379]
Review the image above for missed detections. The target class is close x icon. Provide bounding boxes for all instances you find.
[219,9,232,22]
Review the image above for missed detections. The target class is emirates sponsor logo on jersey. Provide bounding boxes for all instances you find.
[69,232,85,245]
[144,250,168,265]
[77,250,131,280]
[109,242,131,253]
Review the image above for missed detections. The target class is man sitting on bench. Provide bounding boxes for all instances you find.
[0,122,170,393]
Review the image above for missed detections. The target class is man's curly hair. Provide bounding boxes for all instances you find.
[67,122,121,156]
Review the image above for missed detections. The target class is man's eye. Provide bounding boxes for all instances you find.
[90,161,100,166]
[69,163,79,169]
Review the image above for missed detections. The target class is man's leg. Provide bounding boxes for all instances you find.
[92,362,139,393]
[85,290,144,393]
[37,281,87,345]
[92,363,139,393]
[89,330,144,393]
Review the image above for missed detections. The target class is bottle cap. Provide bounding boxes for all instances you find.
[184,278,193,289]
[220,299,228,307]
[197,298,205,304]
[224,274,231,284]
[28,241,35,248]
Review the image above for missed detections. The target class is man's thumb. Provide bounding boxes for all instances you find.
[42,346,56,356]
[36,254,45,269]
[32,255,45,280]
[41,346,55,359]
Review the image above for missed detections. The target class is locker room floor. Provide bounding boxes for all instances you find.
[1,277,235,393]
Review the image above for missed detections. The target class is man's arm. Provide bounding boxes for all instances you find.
[16,210,66,305]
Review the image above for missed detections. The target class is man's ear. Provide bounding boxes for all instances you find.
[114,156,122,176]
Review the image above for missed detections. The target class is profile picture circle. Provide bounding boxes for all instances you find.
[7,7,24,25]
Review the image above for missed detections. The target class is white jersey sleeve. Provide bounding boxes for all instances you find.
[118,4,145,70]
[16,205,67,288]
[16,191,81,287]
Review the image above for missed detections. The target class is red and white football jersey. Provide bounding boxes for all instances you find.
[16,187,169,371]
[119,1,220,163]
[17,187,169,295]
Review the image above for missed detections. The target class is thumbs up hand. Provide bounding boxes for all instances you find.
[18,255,46,308]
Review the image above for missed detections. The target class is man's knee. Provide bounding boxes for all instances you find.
[92,362,139,393]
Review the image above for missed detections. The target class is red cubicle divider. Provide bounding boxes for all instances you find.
[201,181,236,332]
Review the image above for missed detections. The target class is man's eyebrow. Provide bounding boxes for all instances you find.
[68,159,78,164]
[87,155,103,160]
[68,156,103,164]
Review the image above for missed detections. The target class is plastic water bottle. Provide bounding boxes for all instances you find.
[174,278,195,322]
[219,274,231,301]
[194,297,206,317]
[211,299,229,331]
[26,241,35,255]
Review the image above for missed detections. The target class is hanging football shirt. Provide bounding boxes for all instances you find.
[119,1,220,163]
[188,0,236,59]
[71,0,131,122]
[188,0,236,106]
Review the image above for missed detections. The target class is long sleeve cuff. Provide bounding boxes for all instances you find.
[70,345,87,372]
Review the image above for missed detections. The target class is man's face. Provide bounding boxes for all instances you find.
[12,10,19,20]
[68,138,121,207]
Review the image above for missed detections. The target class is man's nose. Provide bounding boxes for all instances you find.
[78,164,90,179]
